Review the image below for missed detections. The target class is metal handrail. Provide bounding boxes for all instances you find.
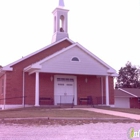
[59,95,74,107]
[0,96,27,108]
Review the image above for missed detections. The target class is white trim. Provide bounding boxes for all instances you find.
[22,72,25,105]
[24,43,117,76]
[2,38,74,70]
[29,70,39,75]
[110,104,115,107]
[36,44,75,65]
[23,43,76,71]
[35,72,40,106]
[118,88,138,97]
[105,76,109,105]
[108,69,116,74]
[52,7,69,14]
[54,75,77,105]
[2,67,13,71]
[24,64,42,72]
[75,42,116,73]
[111,73,118,77]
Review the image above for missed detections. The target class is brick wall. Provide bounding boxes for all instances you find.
[77,75,114,105]
[109,76,114,105]
[0,75,5,104]
[77,75,101,105]
[3,39,115,106]
[130,98,140,108]
[5,40,72,105]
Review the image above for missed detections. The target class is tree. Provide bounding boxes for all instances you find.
[116,61,140,88]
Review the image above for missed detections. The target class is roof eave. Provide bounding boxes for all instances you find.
[118,88,138,97]
[24,64,42,72]
[111,73,118,77]
[2,66,13,71]
[3,37,75,69]
[75,42,117,74]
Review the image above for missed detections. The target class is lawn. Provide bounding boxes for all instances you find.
[0,107,124,119]
[96,107,140,115]
[0,107,138,125]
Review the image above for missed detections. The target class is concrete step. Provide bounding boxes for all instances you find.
[59,103,74,108]
[94,105,110,108]
[73,105,93,108]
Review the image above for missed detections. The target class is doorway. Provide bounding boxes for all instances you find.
[54,75,77,105]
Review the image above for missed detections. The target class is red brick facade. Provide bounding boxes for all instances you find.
[130,98,140,109]
[0,75,4,104]
[77,75,114,105]
[0,39,115,107]
[4,40,72,105]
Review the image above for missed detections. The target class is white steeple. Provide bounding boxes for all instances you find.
[51,0,69,43]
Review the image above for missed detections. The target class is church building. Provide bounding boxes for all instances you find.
[0,0,117,109]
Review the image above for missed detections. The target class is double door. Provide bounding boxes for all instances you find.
[55,77,74,105]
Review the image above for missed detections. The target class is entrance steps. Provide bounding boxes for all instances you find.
[58,103,74,108]
[73,105,94,108]
[38,105,110,109]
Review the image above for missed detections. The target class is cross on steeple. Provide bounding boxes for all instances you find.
[59,0,65,7]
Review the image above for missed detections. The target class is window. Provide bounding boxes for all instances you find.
[71,57,79,62]
[57,78,74,82]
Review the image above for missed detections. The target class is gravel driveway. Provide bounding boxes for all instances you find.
[0,123,139,140]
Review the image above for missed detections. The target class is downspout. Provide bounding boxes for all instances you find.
[22,71,25,107]
[4,73,6,110]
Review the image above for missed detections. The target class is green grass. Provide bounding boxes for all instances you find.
[0,107,124,119]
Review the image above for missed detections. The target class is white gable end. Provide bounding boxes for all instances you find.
[39,46,109,75]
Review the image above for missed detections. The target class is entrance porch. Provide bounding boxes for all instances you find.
[23,72,113,107]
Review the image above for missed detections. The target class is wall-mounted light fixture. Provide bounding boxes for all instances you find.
[85,78,88,83]
[50,76,53,82]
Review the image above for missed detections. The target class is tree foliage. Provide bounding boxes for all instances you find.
[116,61,140,88]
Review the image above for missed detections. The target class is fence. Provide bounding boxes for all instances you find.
[0,96,26,108]
[55,95,74,107]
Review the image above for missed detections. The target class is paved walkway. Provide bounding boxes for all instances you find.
[77,108,140,120]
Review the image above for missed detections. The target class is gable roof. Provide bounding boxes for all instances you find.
[115,88,140,98]
[1,36,117,77]
[24,42,117,76]
[1,37,74,71]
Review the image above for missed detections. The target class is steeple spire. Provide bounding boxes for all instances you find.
[51,0,69,43]
[59,0,65,8]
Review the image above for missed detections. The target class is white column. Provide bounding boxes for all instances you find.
[105,76,109,106]
[35,72,39,106]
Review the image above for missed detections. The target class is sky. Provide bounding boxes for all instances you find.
[0,0,140,72]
